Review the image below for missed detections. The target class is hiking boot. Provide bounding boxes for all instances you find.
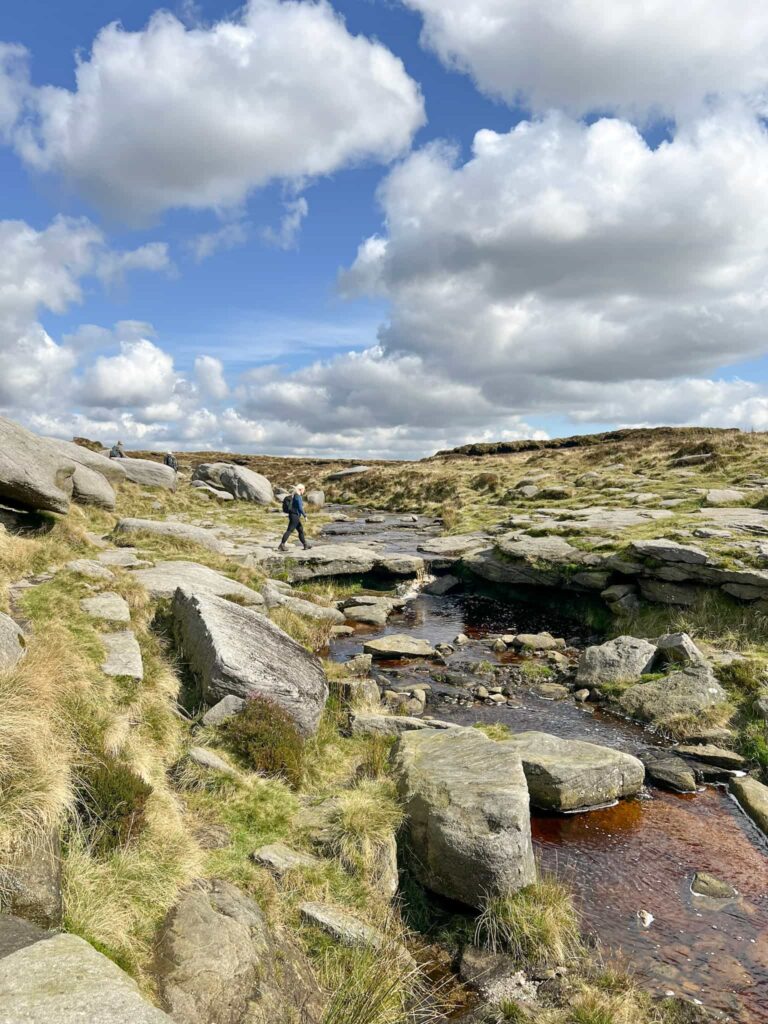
[277,543,287,552]
[303,543,312,550]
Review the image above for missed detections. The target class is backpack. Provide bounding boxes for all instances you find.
[281,494,293,514]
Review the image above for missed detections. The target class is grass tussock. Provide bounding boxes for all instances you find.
[475,878,584,969]
[325,780,404,879]
[271,606,334,652]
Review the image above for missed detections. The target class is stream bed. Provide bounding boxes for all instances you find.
[322,512,768,1020]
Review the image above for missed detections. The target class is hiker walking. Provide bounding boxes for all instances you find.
[278,484,312,551]
[164,451,178,471]
[109,441,126,459]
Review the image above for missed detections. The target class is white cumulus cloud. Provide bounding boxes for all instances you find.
[10,0,425,221]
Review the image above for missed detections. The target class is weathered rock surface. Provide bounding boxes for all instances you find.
[155,879,323,1024]
[0,612,25,670]
[172,589,328,736]
[705,489,745,506]
[188,747,238,777]
[675,744,745,769]
[261,582,344,623]
[252,843,321,877]
[631,539,709,564]
[98,547,150,567]
[115,518,233,554]
[640,750,697,793]
[363,634,436,659]
[101,632,144,680]
[391,728,535,908]
[654,632,707,667]
[422,574,460,595]
[70,464,116,509]
[47,438,128,484]
[730,776,768,836]
[691,871,737,899]
[0,416,75,514]
[80,592,131,623]
[348,713,455,737]
[500,732,645,811]
[618,666,727,728]
[325,465,372,481]
[306,489,325,508]
[299,902,383,948]
[576,636,657,688]
[0,831,62,929]
[201,695,246,727]
[118,458,177,490]
[254,543,423,582]
[417,534,489,558]
[0,924,173,1022]
[218,465,274,504]
[66,558,116,581]
[133,560,263,604]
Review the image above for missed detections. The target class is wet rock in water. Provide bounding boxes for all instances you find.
[458,944,538,1004]
[344,601,393,626]
[80,592,131,623]
[691,871,738,899]
[512,632,566,651]
[172,589,328,736]
[730,775,768,836]
[0,918,173,1022]
[133,560,264,604]
[0,611,25,670]
[674,744,746,770]
[299,902,384,948]
[391,728,536,908]
[499,731,645,811]
[252,843,322,876]
[118,457,177,490]
[618,666,727,729]
[576,636,657,689]
[654,632,707,668]
[531,683,570,701]
[101,631,144,680]
[363,634,436,659]
[201,695,245,727]
[155,879,323,1024]
[0,830,62,929]
[422,574,460,595]
[639,750,697,793]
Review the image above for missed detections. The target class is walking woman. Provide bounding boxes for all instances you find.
[278,484,312,551]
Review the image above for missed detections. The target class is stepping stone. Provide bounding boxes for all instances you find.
[675,744,746,770]
[252,843,321,876]
[299,902,383,948]
[730,776,768,837]
[66,559,116,581]
[363,634,436,659]
[102,632,143,680]
[80,592,130,623]
[348,713,456,737]
[97,548,150,568]
[132,561,264,604]
[691,871,737,899]
[202,695,245,727]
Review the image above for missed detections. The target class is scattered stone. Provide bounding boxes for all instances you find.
[363,634,436,659]
[0,612,25,670]
[187,747,238,777]
[155,879,323,1024]
[101,632,143,680]
[576,636,657,689]
[325,465,372,481]
[454,633,470,645]
[331,624,354,637]
[730,775,768,836]
[115,518,232,554]
[391,728,535,908]
[118,457,177,490]
[252,843,321,876]
[458,945,538,1005]
[532,683,570,701]
[66,558,116,581]
[80,592,131,623]
[201,695,246,727]
[299,902,383,948]
[675,744,746,770]
[618,666,727,728]
[512,632,565,651]
[705,489,745,506]
[654,632,707,667]
[422,574,460,596]
[574,688,590,702]
[133,561,264,604]
[500,732,644,811]
[172,589,328,736]
[640,750,697,793]
[98,548,149,567]
[691,872,737,899]
[0,923,173,1022]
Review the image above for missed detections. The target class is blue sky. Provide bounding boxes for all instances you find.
[2,0,768,456]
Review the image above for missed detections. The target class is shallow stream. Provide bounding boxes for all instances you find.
[322,511,768,1020]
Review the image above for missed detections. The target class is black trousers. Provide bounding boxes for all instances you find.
[281,513,306,546]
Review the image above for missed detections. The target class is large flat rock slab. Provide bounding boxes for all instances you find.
[391,728,535,908]
[132,561,263,604]
[80,592,131,623]
[0,928,172,1023]
[172,589,328,736]
[417,534,490,557]
[500,731,645,811]
[101,632,143,680]
[253,543,423,582]
[115,519,234,554]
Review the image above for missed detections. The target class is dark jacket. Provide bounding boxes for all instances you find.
[164,453,178,471]
[291,493,306,518]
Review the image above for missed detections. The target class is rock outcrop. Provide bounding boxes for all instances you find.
[115,519,233,554]
[500,732,645,811]
[155,879,323,1024]
[192,463,273,504]
[133,561,264,604]
[391,728,535,908]
[618,666,727,729]
[117,458,177,490]
[70,464,116,509]
[172,589,328,736]
[576,636,657,689]
[0,416,76,514]
[0,612,25,670]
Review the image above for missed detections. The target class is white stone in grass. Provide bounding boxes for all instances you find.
[101,632,143,680]
[80,592,130,623]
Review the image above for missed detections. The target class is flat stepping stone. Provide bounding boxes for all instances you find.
[675,744,746,770]
[102,632,143,680]
[730,776,768,837]
[67,559,116,581]
[98,548,150,568]
[132,561,264,604]
[299,902,383,948]
[80,592,130,623]
[363,634,436,659]
[252,843,321,876]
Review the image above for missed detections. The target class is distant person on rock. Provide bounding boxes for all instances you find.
[109,441,126,459]
[278,484,312,551]
[164,451,178,471]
